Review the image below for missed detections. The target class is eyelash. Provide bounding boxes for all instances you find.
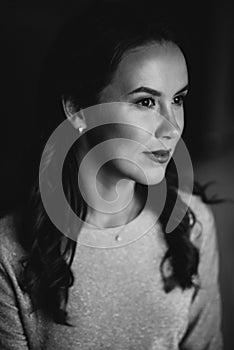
[135,94,187,108]
[136,97,155,108]
[172,94,186,106]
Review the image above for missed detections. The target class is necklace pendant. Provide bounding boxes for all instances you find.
[115,234,121,242]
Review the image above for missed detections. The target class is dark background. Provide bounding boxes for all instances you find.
[1,0,234,348]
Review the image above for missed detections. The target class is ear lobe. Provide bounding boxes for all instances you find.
[61,96,86,130]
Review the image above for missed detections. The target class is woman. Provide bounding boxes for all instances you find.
[0,3,223,349]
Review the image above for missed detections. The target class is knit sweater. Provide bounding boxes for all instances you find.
[0,193,223,349]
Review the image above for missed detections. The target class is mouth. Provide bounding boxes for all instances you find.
[143,149,171,164]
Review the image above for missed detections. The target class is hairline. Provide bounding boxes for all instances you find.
[98,39,180,103]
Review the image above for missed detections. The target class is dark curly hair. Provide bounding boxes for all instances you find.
[16,2,223,325]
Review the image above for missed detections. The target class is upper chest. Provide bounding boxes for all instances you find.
[44,230,194,350]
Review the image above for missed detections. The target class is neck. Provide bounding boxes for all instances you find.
[78,162,146,229]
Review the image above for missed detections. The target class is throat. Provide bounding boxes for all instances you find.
[85,184,147,229]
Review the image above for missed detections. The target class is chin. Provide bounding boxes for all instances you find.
[135,166,166,186]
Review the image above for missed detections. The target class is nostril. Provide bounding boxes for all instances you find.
[154,116,182,140]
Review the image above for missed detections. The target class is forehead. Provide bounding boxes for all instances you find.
[110,42,188,95]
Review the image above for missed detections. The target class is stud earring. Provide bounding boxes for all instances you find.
[78,127,84,133]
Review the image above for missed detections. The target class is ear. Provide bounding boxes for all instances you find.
[61,96,87,130]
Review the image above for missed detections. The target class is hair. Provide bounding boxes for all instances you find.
[16,2,223,325]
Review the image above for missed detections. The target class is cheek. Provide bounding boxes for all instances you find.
[108,124,149,146]
[85,103,153,154]
[175,109,185,135]
[90,126,145,161]
[180,116,185,135]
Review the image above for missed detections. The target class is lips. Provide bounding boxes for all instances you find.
[151,150,170,156]
[144,149,171,163]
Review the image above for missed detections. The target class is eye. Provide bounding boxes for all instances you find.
[172,94,187,106]
[136,97,156,108]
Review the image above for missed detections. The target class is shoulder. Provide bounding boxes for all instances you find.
[0,213,26,273]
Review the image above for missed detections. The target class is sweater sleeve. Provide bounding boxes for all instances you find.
[179,200,223,350]
[0,215,30,350]
[0,262,29,350]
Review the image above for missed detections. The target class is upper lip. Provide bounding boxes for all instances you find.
[144,149,171,155]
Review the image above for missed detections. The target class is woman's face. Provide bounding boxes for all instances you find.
[83,41,188,186]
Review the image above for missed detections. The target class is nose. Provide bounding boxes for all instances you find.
[154,105,182,140]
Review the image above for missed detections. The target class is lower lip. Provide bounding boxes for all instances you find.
[144,152,170,164]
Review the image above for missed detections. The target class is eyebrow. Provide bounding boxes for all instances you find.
[127,84,189,96]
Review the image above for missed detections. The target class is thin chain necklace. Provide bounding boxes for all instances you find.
[115,184,146,242]
[85,184,146,242]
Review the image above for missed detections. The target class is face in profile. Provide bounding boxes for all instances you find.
[74,41,189,187]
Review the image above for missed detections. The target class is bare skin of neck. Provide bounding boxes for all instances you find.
[83,180,146,229]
